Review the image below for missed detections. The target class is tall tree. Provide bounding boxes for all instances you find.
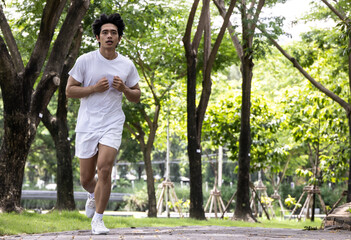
[116,0,189,217]
[213,0,266,221]
[40,27,84,210]
[0,0,89,212]
[183,0,236,219]
[258,0,351,202]
[203,91,285,175]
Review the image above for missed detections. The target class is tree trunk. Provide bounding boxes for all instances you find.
[348,113,351,202]
[143,147,157,217]
[41,87,76,211]
[182,0,235,219]
[182,0,208,221]
[233,53,256,222]
[0,0,89,212]
[125,102,160,217]
[233,0,264,221]
[42,74,76,211]
[188,142,205,219]
[347,34,351,202]
[0,113,33,212]
[55,124,75,210]
[42,26,83,211]
[187,52,206,219]
[212,0,265,221]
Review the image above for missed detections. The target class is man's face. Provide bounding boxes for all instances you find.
[96,23,121,49]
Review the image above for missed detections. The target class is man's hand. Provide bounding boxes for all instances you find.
[93,77,110,93]
[112,76,141,103]
[112,76,127,92]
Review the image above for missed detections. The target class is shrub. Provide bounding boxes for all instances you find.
[124,186,148,211]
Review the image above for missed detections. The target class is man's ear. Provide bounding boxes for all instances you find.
[96,35,100,41]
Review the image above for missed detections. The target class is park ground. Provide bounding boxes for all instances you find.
[1,209,351,240]
[1,225,351,240]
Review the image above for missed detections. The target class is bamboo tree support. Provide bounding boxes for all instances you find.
[204,147,226,219]
[220,190,236,219]
[269,158,290,218]
[249,188,258,216]
[328,190,347,215]
[270,189,286,217]
[220,182,271,220]
[204,185,226,219]
[156,180,183,217]
[289,185,327,220]
[250,180,272,220]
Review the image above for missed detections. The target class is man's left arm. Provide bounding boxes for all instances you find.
[123,83,141,103]
[112,76,141,103]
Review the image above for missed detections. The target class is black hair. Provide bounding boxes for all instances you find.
[92,13,125,37]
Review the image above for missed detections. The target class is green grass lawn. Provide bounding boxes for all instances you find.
[0,210,323,236]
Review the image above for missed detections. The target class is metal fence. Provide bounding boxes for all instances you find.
[21,190,129,202]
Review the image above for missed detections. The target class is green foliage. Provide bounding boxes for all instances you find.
[295,169,313,178]
[114,178,132,189]
[320,183,346,208]
[167,199,190,213]
[253,19,351,182]
[118,130,143,163]
[284,194,301,209]
[116,0,190,165]
[298,29,349,75]
[279,182,346,213]
[282,85,349,184]
[307,0,350,33]
[174,184,190,200]
[3,0,350,216]
[25,122,57,185]
[3,0,83,187]
[203,89,286,173]
[261,196,274,205]
[290,43,318,68]
[5,0,47,64]
[124,186,148,211]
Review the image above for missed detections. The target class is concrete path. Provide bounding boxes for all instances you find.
[1,225,351,240]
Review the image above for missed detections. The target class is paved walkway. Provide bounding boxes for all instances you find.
[1,226,351,240]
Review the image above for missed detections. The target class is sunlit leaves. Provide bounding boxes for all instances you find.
[6,0,46,64]
[203,90,286,173]
[282,84,348,184]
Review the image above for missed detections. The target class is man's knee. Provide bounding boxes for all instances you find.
[97,166,112,182]
[80,174,95,189]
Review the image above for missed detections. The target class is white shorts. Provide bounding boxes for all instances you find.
[75,128,122,159]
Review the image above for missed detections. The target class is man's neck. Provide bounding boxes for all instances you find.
[99,48,117,60]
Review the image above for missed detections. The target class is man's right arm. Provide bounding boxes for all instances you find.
[66,76,109,98]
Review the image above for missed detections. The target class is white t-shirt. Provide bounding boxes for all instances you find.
[69,50,140,133]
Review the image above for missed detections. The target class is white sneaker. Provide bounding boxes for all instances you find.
[91,219,110,235]
[85,194,95,218]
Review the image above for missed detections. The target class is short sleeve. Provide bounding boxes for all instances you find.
[125,62,140,88]
[68,55,86,83]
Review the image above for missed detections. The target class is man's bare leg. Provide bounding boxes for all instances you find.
[94,144,117,214]
[80,155,98,193]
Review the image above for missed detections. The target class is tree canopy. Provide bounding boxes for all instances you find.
[0,0,350,217]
